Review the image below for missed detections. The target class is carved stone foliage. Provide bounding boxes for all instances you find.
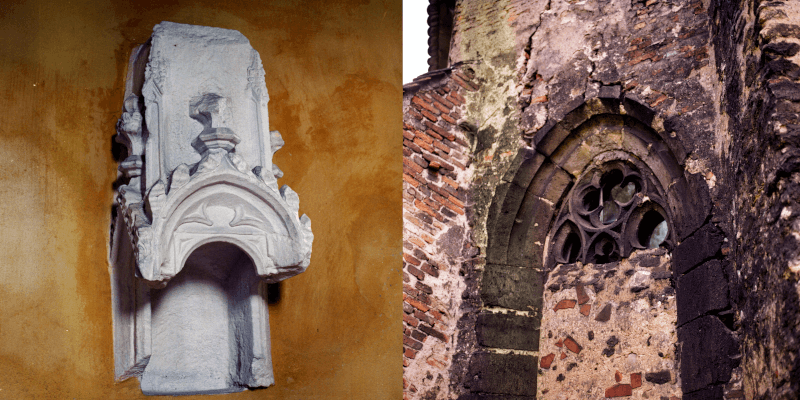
[109,22,313,395]
[549,159,672,266]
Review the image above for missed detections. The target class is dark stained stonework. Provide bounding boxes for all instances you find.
[683,384,725,400]
[480,264,543,312]
[645,370,672,385]
[476,312,540,351]
[595,303,614,322]
[674,223,726,276]
[677,259,731,326]
[463,352,538,397]
[679,316,738,394]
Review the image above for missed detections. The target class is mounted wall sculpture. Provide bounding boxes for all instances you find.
[109,22,313,395]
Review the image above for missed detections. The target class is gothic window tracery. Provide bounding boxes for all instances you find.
[549,160,672,266]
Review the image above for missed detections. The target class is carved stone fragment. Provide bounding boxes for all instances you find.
[109,21,313,395]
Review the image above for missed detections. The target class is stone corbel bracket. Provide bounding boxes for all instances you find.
[110,22,313,392]
[112,22,313,288]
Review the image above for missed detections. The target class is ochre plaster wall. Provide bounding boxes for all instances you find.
[0,0,401,398]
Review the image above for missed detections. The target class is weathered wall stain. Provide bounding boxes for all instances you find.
[0,0,401,398]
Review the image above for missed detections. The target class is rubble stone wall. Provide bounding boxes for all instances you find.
[720,0,800,397]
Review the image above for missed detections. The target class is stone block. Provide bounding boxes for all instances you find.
[481,265,544,311]
[485,182,513,265]
[674,223,725,276]
[476,312,540,351]
[598,84,622,100]
[458,394,536,400]
[677,260,730,326]
[465,352,538,396]
[678,316,738,393]
[683,384,724,400]
[622,94,655,127]
[528,161,573,205]
[667,172,711,240]
[506,195,554,267]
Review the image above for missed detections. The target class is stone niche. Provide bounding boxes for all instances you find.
[109,22,313,395]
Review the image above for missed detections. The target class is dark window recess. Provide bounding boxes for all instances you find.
[549,160,673,266]
[427,0,456,71]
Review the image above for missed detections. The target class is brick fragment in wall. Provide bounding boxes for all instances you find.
[419,325,447,343]
[563,336,582,354]
[420,262,439,278]
[538,249,679,398]
[403,314,419,328]
[576,282,590,304]
[411,329,426,342]
[424,120,454,140]
[540,353,555,369]
[411,96,440,116]
[404,336,423,351]
[631,372,642,389]
[406,297,429,313]
[414,309,435,326]
[429,92,455,109]
[605,384,633,397]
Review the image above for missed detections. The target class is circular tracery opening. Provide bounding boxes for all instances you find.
[550,160,672,266]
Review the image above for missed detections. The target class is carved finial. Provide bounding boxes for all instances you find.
[190,94,241,155]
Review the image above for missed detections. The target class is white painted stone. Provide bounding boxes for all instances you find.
[109,21,313,395]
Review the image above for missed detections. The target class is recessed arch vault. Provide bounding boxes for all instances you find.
[485,97,709,270]
[476,95,713,397]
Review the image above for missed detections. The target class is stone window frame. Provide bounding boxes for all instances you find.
[467,93,714,398]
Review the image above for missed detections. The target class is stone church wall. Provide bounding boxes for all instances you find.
[398,0,800,398]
